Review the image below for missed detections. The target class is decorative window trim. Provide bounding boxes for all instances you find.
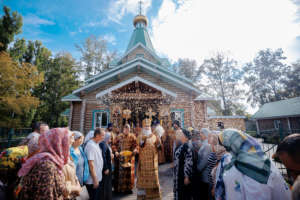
[171,109,184,128]
[95,76,177,98]
[92,109,110,129]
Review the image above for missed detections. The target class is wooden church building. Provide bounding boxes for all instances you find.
[62,13,214,134]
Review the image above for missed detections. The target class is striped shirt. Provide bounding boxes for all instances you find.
[207,152,217,186]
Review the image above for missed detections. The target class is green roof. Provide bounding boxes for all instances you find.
[126,27,155,53]
[61,94,81,101]
[252,97,300,119]
[61,108,70,117]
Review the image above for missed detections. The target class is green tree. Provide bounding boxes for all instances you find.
[0,6,22,51]
[0,52,43,127]
[244,48,288,107]
[76,35,117,80]
[35,53,81,127]
[282,61,300,98]
[9,39,52,68]
[9,39,52,126]
[199,52,244,115]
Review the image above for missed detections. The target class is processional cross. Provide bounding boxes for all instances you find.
[146,108,156,120]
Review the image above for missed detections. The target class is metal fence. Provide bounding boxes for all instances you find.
[0,128,32,151]
[256,127,300,178]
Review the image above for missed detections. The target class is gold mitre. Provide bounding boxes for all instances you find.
[142,118,152,127]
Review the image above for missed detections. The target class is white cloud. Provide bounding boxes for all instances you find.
[150,0,300,64]
[107,0,152,23]
[86,21,102,27]
[23,14,55,26]
[103,34,117,45]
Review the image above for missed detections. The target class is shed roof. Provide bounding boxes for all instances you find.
[252,97,300,119]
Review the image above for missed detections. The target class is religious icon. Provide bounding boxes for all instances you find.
[159,106,169,117]
[122,109,132,123]
[145,108,156,120]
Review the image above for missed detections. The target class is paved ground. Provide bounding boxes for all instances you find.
[112,163,174,200]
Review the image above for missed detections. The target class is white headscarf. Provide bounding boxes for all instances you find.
[84,130,94,143]
[73,131,83,140]
[104,131,111,143]
[201,128,210,137]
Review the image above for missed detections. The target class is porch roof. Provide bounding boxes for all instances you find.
[61,94,81,102]
[95,76,177,98]
[73,57,201,95]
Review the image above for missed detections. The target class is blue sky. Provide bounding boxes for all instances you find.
[1,0,300,64]
[0,0,162,59]
[1,0,300,114]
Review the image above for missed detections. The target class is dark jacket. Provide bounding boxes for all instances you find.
[99,142,112,172]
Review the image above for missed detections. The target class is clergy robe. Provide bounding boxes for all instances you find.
[137,133,162,200]
[113,132,137,193]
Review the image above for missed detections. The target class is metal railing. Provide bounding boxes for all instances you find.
[256,126,300,177]
[0,128,32,151]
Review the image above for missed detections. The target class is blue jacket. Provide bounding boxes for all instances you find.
[70,146,90,184]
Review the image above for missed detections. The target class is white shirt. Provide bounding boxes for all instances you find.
[84,139,103,184]
[26,132,39,140]
[216,154,292,200]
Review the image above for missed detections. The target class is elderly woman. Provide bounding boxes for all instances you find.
[99,131,113,200]
[207,132,226,199]
[70,131,89,186]
[215,129,291,200]
[173,129,194,200]
[18,128,81,200]
[196,128,212,199]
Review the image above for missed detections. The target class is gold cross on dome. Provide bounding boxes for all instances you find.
[146,108,156,120]
[138,0,143,15]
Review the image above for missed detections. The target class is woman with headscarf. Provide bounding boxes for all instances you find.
[70,131,89,186]
[207,132,226,199]
[215,129,291,200]
[196,128,212,199]
[173,129,194,200]
[99,131,113,200]
[17,128,81,200]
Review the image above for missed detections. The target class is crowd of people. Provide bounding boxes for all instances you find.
[0,119,299,200]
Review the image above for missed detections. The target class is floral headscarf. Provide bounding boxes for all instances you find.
[18,128,70,177]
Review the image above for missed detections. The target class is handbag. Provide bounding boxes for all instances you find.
[76,186,89,200]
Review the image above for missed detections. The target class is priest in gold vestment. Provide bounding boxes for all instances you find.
[113,124,137,193]
[137,118,162,200]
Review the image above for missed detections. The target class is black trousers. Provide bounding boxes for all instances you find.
[99,173,112,200]
[86,181,101,200]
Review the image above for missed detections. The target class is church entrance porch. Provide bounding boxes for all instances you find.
[96,78,177,130]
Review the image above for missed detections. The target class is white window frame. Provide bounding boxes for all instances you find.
[93,110,109,129]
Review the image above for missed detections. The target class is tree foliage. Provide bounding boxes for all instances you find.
[9,39,52,68]
[0,52,43,127]
[34,53,81,127]
[0,6,22,51]
[76,35,117,80]
[282,61,300,98]
[175,58,199,81]
[199,52,244,115]
[244,48,288,107]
